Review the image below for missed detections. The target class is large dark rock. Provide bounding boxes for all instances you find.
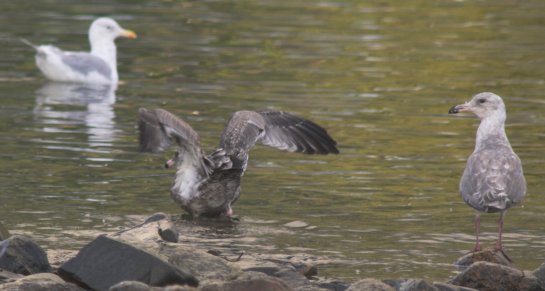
[0,235,52,275]
[383,279,438,291]
[201,271,293,291]
[454,249,511,270]
[58,235,198,291]
[346,278,394,291]
[450,261,542,291]
[0,273,84,291]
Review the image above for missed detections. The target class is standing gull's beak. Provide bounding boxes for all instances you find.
[121,29,137,39]
[448,102,470,114]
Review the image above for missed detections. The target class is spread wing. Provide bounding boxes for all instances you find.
[138,108,211,176]
[138,108,201,153]
[257,111,339,154]
[460,148,526,212]
[219,110,338,170]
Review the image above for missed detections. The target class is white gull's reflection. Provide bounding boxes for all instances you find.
[33,82,118,147]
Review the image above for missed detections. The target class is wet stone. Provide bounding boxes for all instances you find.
[0,235,52,275]
[201,271,293,291]
[346,278,394,291]
[165,244,240,285]
[0,273,84,291]
[450,261,541,291]
[316,279,350,291]
[383,279,438,291]
[283,221,308,228]
[158,220,179,243]
[433,282,480,291]
[108,280,151,291]
[144,212,169,224]
[0,268,23,283]
[454,249,511,270]
[58,235,198,291]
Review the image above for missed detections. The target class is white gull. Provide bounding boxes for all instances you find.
[22,17,136,84]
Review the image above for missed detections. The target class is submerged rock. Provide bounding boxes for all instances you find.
[450,261,541,291]
[0,235,52,275]
[346,278,394,291]
[201,271,293,291]
[58,235,198,291]
[0,273,84,290]
[454,249,511,270]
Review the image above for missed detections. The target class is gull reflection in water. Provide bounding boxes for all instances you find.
[33,82,118,147]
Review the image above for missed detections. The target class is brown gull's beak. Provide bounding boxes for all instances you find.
[448,102,470,114]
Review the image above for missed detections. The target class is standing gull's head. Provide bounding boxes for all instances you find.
[448,92,506,120]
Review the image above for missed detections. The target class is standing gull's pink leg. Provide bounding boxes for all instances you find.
[495,211,512,261]
[473,213,481,252]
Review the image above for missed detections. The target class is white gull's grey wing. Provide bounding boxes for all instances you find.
[60,52,112,80]
[461,147,526,212]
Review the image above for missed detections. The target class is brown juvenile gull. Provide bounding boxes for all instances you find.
[448,92,526,257]
[21,17,136,84]
[138,108,339,217]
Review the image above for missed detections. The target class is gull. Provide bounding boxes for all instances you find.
[449,92,526,258]
[138,108,339,217]
[22,17,136,84]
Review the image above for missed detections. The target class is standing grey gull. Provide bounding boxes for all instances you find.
[448,92,526,257]
[138,108,339,217]
[21,17,136,84]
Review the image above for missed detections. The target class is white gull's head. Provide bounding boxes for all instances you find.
[89,17,137,45]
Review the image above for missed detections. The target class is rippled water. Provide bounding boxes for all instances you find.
[1,0,545,282]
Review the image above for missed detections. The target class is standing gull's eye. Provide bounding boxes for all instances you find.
[478,98,486,104]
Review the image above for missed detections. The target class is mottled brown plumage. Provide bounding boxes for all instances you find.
[138,108,339,217]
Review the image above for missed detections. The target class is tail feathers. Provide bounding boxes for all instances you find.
[20,38,38,50]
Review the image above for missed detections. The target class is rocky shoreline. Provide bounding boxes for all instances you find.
[1,216,544,291]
